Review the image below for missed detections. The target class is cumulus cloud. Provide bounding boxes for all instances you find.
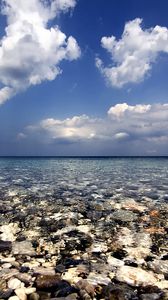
[28,115,99,142]
[96,18,168,87]
[0,0,80,104]
[108,103,151,118]
[20,102,168,155]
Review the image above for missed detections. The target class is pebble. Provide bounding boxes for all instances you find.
[9,297,20,300]
[12,241,36,256]
[15,288,27,300]
[8,278,22,290]
[115,266,157,286]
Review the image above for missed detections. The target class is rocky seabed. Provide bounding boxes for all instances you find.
[0,192,168,300]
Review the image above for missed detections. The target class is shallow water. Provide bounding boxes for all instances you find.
[0,157,168,299]
[0,157,168,202]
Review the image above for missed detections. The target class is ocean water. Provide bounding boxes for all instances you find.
[0,157,168,297]
[0,157,168,202]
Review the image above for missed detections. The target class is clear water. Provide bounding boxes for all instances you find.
[0,157,168,203]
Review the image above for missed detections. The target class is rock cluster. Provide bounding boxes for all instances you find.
[0,167,168,299]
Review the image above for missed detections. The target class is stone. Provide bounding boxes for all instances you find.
[9,297,20,300]
[12,241,36,256]
[29,293,40,300]
[0,288,13,299]
[0,223,20,242]
[148,259,168,275]
[0,269,19,280]
[115,266,157,287]
[8,278,22,290]
[15,288,27,300]
[16,273,33,285]
[155,280,168,289]
[0,240,12,252]
[109,210,137,222]
[87,273,111,286]
[2,263,12,268]
[76,279,94,298]
[35,274,62,289]
[33,267,55,276]
[140,294,161,300]
[24,288,36,295]
[107,255,124,268]
[90,242,108,253]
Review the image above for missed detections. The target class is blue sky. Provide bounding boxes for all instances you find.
[0,0,168,155]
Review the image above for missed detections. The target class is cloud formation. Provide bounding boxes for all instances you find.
[20,102,168,155]
[96,18,168,87]
[0,0,80,104]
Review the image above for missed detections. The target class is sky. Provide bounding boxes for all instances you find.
[0,0,168,156]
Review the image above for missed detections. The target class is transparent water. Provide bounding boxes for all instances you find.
[0,157,167,202]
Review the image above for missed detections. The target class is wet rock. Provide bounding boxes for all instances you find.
[15,288,27,300]
[0,240,12,252]
[148,259,168,275]
[33,267,55,276]
[109,210,137,223]
[107,255,124,268]
[9,296,20,300]
[29,293,40,300]
[101,283,137,300]
[87,272,111,286]
[140,294,162,300]
[155,280,168,289]
[16,273,33,285]
[8,278,22,290]
[115,266,157,287]
[90,242,108,253]
[0,223,20,242]
[35,274,70,291]
[0,268,19,280]
[76,279,94,298]
[0,288,13,299]
[12,241,36,256]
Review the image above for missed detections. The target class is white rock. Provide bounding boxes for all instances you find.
[107,255,124,267]
[77,225,92,233]
[87,272,111,286]
[33,267,55,276]
[12,241,36,256]
[9,296,20,300]
[155,280,168,289]
[8,278,22,290]
[0,223,20,242]
[116,266,157,287]
[90,242,108,253]
[62,267,79,284]
[15,288,27,300]
[2,263,12,268]
[1,257,16,263]
[25,287,36,295]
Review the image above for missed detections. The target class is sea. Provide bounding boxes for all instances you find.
[0,157,168,297]
[0,156,167,202]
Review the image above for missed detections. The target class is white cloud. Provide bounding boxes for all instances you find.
[21,102,168,155]
[108,103,151,118]
[29,115,98,141]
[0,86,15,104]
[114,132,129,140]
[96,18,168,87]
[0,0,80,104]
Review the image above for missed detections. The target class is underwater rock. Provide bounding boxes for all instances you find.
[115,266,158,287]
[12,241,36,256]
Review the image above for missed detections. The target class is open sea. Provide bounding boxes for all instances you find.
[0,157,168,299]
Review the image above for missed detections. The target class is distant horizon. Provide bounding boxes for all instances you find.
[0,156,168,158]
